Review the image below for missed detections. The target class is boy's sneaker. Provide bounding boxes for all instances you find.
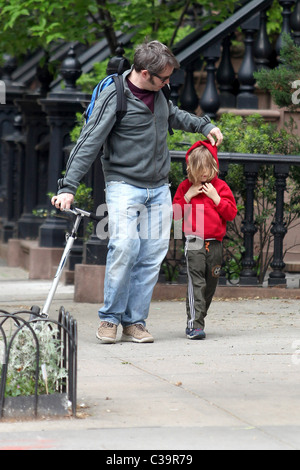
[96,321,117,344]
[186,328,206,340]
[121,324,154,343]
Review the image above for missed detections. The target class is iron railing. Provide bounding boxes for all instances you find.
[0,307,77,420]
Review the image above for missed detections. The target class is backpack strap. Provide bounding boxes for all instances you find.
[85,75,116,123]
[113,74,127,125]
[117,58,127,75]
[161,85,174,136]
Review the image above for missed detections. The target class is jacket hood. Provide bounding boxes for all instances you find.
[185,140,219,168]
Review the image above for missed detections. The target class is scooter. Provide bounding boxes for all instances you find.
[29,207,102,320]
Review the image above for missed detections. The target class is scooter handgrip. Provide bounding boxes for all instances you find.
[88,212,102,222]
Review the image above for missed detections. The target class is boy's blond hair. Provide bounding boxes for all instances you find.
[187,146,219,184]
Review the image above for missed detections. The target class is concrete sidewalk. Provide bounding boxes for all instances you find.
[0,264,300,450]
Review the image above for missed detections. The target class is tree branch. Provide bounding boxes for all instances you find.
[169,0,191,47]
[96,0,118,55]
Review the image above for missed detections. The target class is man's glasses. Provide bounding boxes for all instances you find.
[151,72,172,83]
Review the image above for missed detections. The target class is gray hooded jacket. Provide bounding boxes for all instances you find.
[58,69,215,195]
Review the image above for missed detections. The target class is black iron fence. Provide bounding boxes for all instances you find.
[173,0,300,118]
[0,307,77,420]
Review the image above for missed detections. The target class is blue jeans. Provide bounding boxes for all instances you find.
[98,182,172,327]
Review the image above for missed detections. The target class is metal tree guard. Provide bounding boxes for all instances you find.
[0,306,77,419]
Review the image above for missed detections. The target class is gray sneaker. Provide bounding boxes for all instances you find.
[121,324,154,343]
[96,321,117,344]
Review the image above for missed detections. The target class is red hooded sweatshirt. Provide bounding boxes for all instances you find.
[173,140,237,241]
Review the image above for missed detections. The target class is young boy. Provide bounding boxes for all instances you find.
[173,140,237,340]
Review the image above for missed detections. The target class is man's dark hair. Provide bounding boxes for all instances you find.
[133,40,180,74]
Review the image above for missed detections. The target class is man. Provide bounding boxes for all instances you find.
[52,40,223,344]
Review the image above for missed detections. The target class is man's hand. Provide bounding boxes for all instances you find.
[207,127,223,147]
[51,193,74,211]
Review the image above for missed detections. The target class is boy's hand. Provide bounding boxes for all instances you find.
[201,183,220,205]
[185,184,203,202]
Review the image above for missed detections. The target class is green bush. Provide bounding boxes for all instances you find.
[1,323,68,397]
[254,33,300,112]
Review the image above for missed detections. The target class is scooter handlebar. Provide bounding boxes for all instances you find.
[63,207,102,221]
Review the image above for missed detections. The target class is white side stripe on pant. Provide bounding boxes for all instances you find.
[185,238,195,329]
